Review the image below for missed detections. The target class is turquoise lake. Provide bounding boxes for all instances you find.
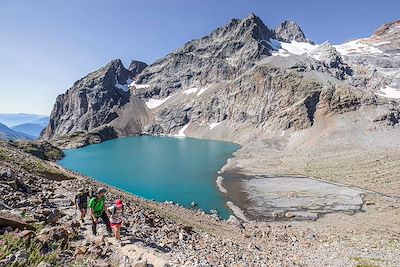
[59,136,240,219]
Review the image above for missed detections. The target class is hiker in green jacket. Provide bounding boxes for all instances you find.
[88,187,112,235]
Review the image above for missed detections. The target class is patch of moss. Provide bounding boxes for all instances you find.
[10,141,64,161]
[0,142,73,181]
[353,257,386,267]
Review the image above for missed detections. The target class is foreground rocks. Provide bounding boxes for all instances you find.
[0,211,35,231]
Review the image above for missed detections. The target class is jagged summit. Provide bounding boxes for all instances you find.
[275,20,313,44]
[135,13,277,98]
[42,14,400,146]
[128,60,147,77]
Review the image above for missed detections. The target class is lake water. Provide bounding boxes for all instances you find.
[59,136,240,219]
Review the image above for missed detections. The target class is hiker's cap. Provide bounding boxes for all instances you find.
[78,188,84,193]
[97,187,106,194]
[115,199,123,208]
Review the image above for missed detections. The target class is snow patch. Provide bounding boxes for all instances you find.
[130,80,150,89]
[270,39,318,58]
[196,87,208,96]
[173,123,190,137]
[209,121,221,129]
[377,87,400,99]
[372,41,391,46]
[115,77,130,92]
[334,39,383,56]
[182,87,199,95]
[145,96,172,109]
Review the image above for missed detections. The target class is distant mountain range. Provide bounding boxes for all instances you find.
[0,113,49,139]
[0,122,34,140]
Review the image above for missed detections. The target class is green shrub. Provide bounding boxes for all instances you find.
[0,233,60,267]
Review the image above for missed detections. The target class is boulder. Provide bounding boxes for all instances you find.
[92,235,106,247]
[0,211,35,230]
[41,208,62,223]
[36,226,71,246]
[0,168,14,180]
[133,259,148,267]
[17,229,35,239]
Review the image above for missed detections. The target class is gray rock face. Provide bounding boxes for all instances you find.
[148,63,399,137]
[334,21,400,95]
[275,20,313,44]
[308,42,353,80]
[41,59,137,140]
[128,60,148,77]
[42,14,400,148]
[133,13,276,98]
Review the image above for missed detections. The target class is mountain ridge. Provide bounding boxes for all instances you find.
[40,13,400,149]
[0,122,34,140]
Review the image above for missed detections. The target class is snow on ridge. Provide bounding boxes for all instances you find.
[209,121,222,129]
[269,39,318,58]
[334,39,383,56]
[182,87,199,95]
[377,86,400,99]
[145,96,172,109]
[269,37,386,59]
[372,41,391,46]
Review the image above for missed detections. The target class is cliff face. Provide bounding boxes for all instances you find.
[41,59,150,141]
[41,14,400,147]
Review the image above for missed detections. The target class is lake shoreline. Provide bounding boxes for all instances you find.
[59,135,240,219]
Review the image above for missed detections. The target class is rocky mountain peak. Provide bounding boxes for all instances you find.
[128,60,148,77]
[373,20,400,37]
[40,58,134,140]
[135,13,276,98]
[208,13,274,45]
[366,20,400,54]
[275,20,313,44]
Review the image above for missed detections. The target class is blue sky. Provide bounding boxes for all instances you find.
[0,0,399,114]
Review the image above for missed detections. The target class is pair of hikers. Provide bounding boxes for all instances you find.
[75,187,124,242]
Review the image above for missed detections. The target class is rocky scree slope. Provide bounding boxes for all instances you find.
[41,14,400,147]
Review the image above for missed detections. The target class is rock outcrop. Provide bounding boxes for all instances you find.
[275,20,314,44]
[128,60,148,77]
[40,59,151,141]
